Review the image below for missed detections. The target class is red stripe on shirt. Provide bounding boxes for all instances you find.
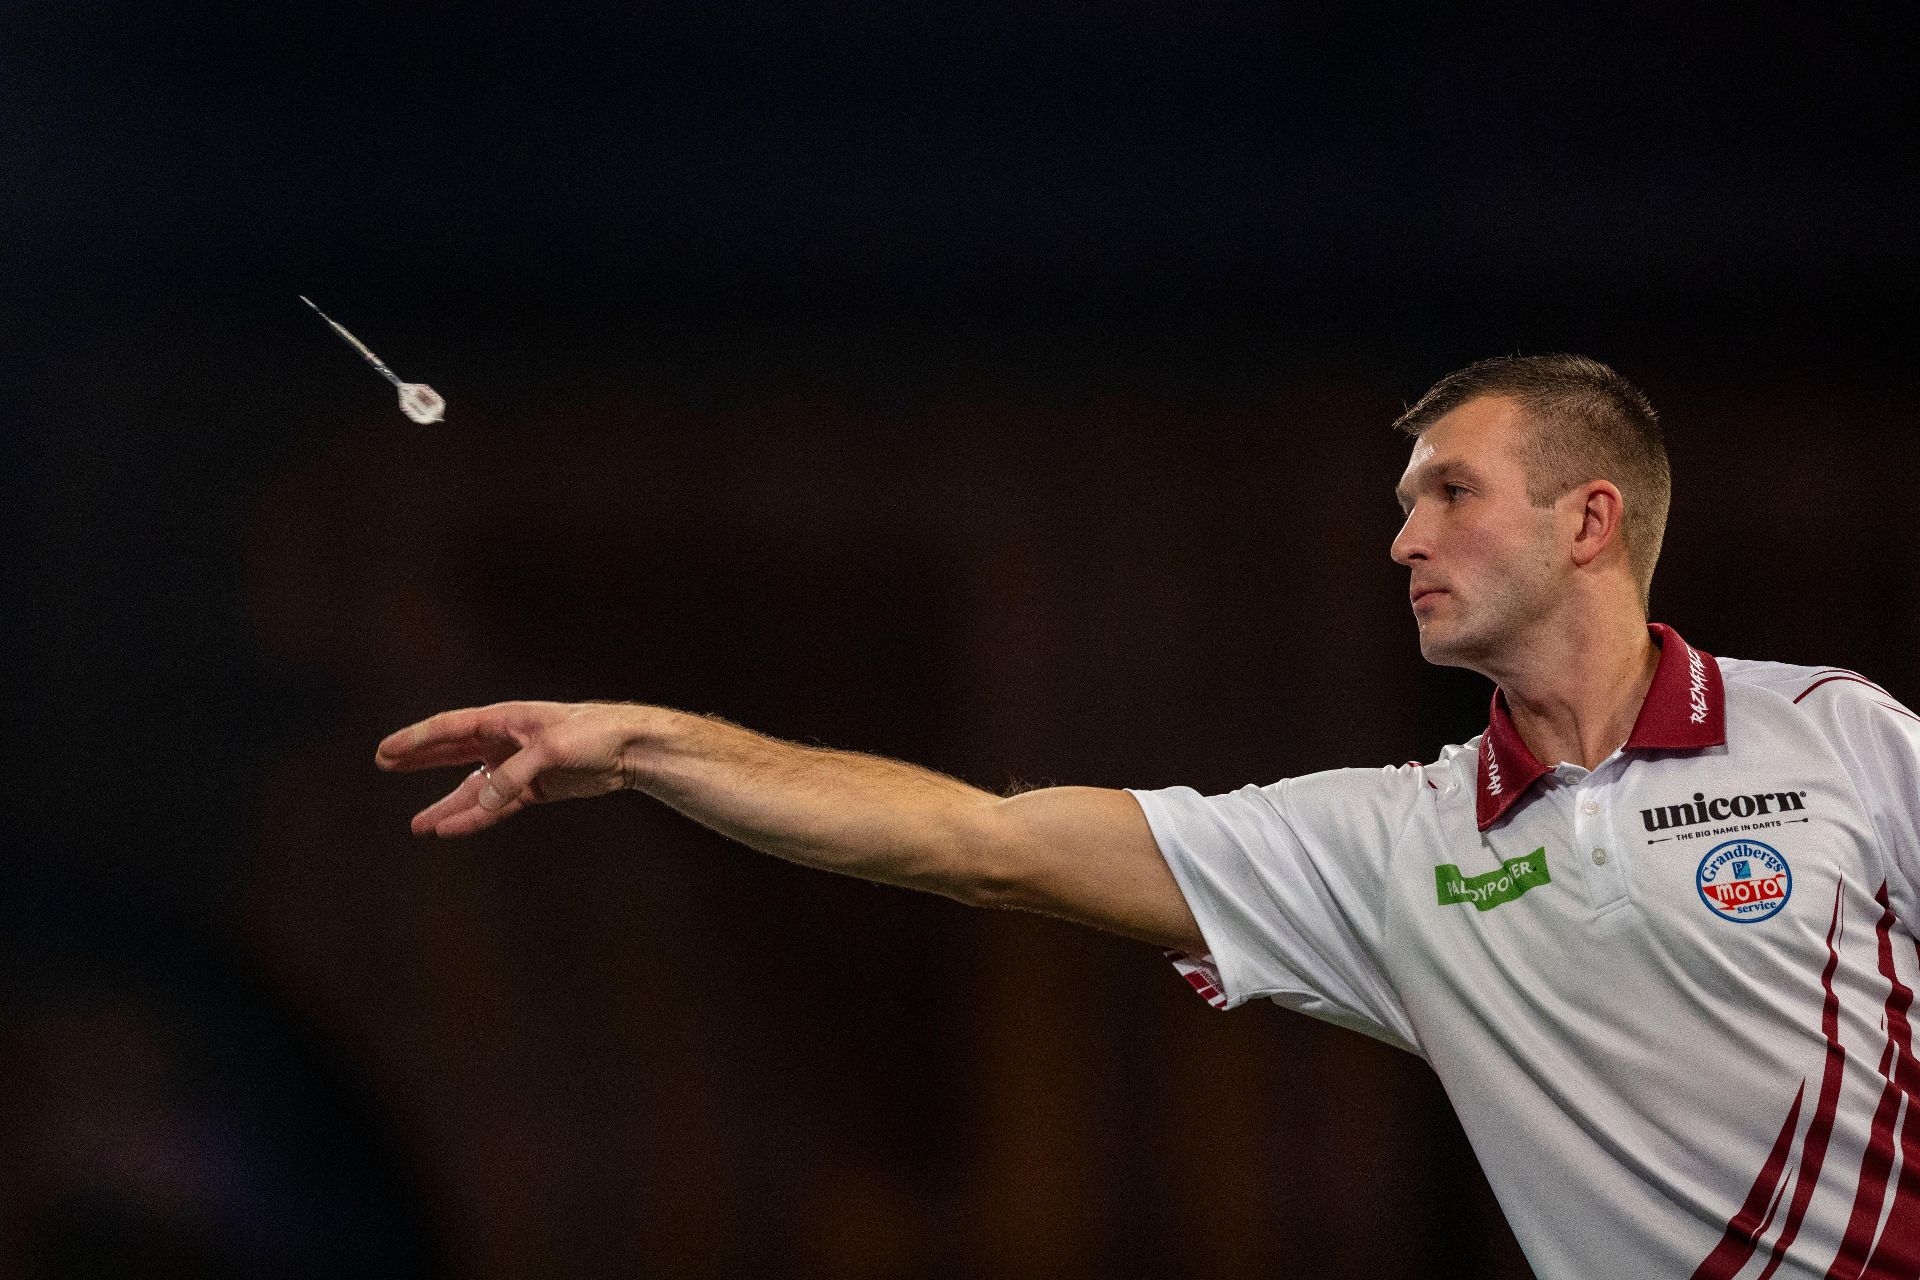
[1694,1082,1808,1280]
[1752,885,1849,1278]
[1825,887,1911,1278]
[1182,971,1226,1008]
[1169,958,1228,1011]
[1795,675,1895,705]
[1815,670,1892,695]
[1694,883,1851,1280]
[1861,1121,1920,1276]
[1853,888,1920,1276]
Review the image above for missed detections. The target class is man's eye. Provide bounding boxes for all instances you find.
[1444,484,1468,500]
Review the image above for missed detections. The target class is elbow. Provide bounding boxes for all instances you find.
[943,800,1040,913]
[956,858,1030,914]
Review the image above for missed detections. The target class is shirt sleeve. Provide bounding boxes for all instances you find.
[1128,767,1423,1055]
[1816,681,1920,923]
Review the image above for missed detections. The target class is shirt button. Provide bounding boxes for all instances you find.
[1592,848,1609,866]
[1583,800,1599,815]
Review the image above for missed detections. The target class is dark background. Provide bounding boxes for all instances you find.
[3,4,1913,1276]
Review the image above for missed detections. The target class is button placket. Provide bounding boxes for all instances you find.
[1573,782,1628,908]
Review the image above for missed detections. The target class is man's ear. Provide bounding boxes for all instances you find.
[1568,481,1624,569]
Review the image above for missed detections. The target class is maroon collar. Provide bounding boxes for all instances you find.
[1476,623,1726,831]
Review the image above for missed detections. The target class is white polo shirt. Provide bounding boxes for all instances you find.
[1132,625,1920,1278]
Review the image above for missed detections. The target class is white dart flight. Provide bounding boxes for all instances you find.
[300,295,446,423]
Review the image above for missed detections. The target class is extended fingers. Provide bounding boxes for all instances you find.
[381,702,590,836]
[411,742,552,838]
[428,779,534,838]
[379,709,489,770]
[379,731,503,773]
[413,767,531,838]
[411,768,490,835]
[377,702,558,771]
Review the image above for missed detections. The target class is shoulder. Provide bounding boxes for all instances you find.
[1717,653,1920,743]
[1299,743,1476,803]
[1275,744,1476,838]
[1139,753,1462,850]
[1719,654,1914,714]
[1401,739,1479,799]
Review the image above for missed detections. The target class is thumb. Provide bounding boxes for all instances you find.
[478,742,550,813]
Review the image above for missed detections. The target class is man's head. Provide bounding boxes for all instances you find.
[1389,355,1670,670]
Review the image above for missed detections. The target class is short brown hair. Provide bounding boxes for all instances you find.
[1394,354,1670,605]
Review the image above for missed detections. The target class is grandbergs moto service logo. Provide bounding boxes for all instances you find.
[1640,788,1806,834]
[1696,839,1792,922]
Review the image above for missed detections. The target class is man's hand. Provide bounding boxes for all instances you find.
[376,701,643,838]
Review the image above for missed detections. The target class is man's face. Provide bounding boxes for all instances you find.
[1391,396,1566,670]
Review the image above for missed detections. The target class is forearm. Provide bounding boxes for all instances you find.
[620,707,1003,901]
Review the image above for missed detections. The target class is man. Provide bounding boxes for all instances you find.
[378,355,1920,1278]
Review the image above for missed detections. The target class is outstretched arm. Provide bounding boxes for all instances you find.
[376,701,1205,952]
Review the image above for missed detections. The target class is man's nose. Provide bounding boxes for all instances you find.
[1391,512,1429,566]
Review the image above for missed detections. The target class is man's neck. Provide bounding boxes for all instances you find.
[1490,613,1661,771]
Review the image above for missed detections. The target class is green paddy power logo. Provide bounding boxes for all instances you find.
[1435,848,1551,912]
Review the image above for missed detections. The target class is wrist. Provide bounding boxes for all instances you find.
[612,703,680,792]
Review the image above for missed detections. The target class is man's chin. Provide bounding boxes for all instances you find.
[1415,623,1481,670]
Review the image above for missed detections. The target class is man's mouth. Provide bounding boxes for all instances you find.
[1411,587,1447,607]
